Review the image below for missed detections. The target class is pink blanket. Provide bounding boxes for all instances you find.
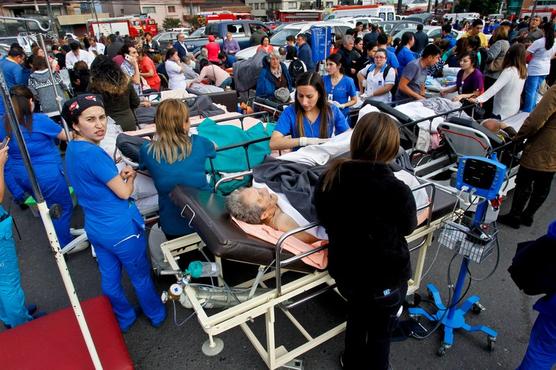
[232,218,328,269]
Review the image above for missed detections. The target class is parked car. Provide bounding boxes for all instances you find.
[391,25,461,44]
[235,20,352,61]
[152,31,181,52]
[329,16,383,28]
[377,20,423,35]
[183,20,271,54]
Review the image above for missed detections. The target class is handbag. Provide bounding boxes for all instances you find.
[274,87,291,104]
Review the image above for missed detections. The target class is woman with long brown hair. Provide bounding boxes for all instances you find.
[270,72,348,150]
[314,112,417,370]
[139,99,216,239]
[89,55,139,131]
[470,43,527,119]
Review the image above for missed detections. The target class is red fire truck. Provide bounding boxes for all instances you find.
[87,16,158,38]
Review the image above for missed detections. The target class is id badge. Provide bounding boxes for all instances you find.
[328,93,333,101]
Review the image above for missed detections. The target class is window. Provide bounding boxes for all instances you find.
[253,3,259,9]
[289,2,297,9]
[228,24,245,35]
[325,1,333,7]
[168,6,176,13]
[120,8,124,15]
[260,3,265,10]
[142,6,155,14]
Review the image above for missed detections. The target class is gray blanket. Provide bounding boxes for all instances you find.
[253,158,326,223]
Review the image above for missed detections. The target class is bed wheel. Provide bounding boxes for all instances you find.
[202,337,224,356]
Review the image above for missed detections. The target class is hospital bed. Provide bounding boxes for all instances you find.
[156,139,460,369]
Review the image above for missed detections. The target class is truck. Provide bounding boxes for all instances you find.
[275,10,325,23]
[183,20,271,54]
[87,16,158,38]
[324,5,396,21]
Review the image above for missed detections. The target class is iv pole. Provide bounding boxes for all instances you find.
[0,69,102,370]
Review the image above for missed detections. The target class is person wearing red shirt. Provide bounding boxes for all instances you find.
[138,49,161,91]
[205,35,221,64]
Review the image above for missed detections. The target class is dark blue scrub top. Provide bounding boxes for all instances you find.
[274,104,348,139]
[65,140,142,245]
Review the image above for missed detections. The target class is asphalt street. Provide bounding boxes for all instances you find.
[1,185,554,370]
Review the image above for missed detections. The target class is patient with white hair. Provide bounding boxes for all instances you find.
[227,112,430,242]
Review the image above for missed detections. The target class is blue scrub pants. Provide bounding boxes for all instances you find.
[517,312,556,370]
[523,75,546,113]
[12,164,73,247]
[93,230,166,331]
[0,213,33,328]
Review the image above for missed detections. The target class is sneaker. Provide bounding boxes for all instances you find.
[498,214,521,229]
[521,214,534,227]
[27,304,38,315]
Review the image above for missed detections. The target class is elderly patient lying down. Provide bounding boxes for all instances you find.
[227,113,430,242]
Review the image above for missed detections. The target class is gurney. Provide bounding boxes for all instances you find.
[158,171,459,369]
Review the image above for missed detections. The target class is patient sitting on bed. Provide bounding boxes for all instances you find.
[226,187,319,244]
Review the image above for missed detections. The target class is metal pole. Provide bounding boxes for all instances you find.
[37,33,71,141]
[0,71,103,370]
[45,0,57,37]
[530,0,538,19]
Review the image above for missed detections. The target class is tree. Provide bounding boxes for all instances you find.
[163,17,181,31]
[454,0,498,15]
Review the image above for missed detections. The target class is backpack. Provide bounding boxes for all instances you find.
[288,58,307,83]
[365,64,392,81]
[508,235,556,296]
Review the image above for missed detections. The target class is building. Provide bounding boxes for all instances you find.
[246,0,338,19]
[140,1,199,27]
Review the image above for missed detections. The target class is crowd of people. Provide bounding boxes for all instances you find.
[0,12,555,370]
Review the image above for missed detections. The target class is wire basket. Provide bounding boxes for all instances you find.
[437,219,498,264]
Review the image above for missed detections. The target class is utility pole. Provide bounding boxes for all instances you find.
[530,0,538,19]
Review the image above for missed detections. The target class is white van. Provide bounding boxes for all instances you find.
[443,13,480,22]
[325,5,396,22]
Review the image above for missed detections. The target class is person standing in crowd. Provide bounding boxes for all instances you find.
[377,34,399,70]
[63,94,166,332]
[412,24,429,55]
[442,24,457,48]
[118,44,141,94]
[363,24,380,47]
[440,51,484,115]
[139,100,216,240]
[69,60,90,94]
[89,56,140,132]
[88,37,105,56]
[205,35,221,63]
[523,22,556,112]
[323,53,358,126]
[483,25,510,117]
[396,44,441,101]
[337,35,358,85]
[0,86,74,248]
[463,19,489,48]
[270,72,348,151]
[222,32,240,64]
[250,25,267,47]
[256,51,293,99]
[0,45,27,90]
[256,36,274,54]
[470,43,527,120]
[527,16,544,43]
[296,34,314,72]
[315,112,417,370]
[51,45,66,70]
[395,32,416,78]
[515,221,556,370]
[28,56,69,115]
[106,34,124,60]
[65,41,95,69]
[190,59,232,89]
[137,49,161,92]
[173,33,190,61]
[142,32,159,56]
[285,35,297,60]
[358,48,396,103]
[499,83,556,229]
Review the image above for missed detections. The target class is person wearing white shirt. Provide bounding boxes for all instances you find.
[358,49,396,103]
[165,48,198,90]
[65,42,95,69]
[470,44,527,120]
[88,38,106,56]
[523,22,556,112]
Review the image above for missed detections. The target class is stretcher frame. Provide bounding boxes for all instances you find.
[159,179,456,369]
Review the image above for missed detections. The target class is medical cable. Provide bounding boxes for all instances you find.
[466,222,501,282]
[172,300,197,327]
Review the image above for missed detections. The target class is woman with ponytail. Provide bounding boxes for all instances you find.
[314,112,417,370]
[270,72,348,151]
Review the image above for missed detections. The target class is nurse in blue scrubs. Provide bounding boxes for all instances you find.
[323,53,358,127]
[62,95,165,331]
[0,86,73,247]
[270,72,349,151]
